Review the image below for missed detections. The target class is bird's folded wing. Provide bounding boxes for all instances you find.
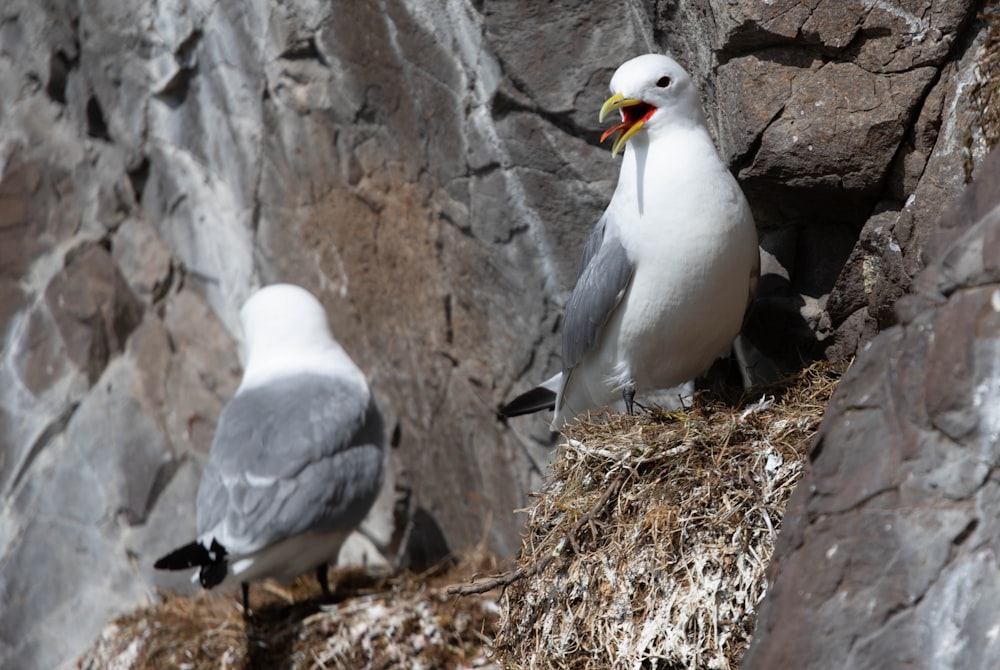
[196,374,385,555]
[562,216,635,371]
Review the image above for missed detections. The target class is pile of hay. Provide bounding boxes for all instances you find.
[488,364,841,670]
[78,557,500,670]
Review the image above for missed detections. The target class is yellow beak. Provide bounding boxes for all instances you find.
[599,92,648,158]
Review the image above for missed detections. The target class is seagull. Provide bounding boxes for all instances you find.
[501,53,759,429]
[154,283,385,614]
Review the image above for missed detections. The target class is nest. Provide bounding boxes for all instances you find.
[486,363,841,670]
[77,555,500,670]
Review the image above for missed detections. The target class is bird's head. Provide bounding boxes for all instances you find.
[236,283,368,393]
[599,54,701,157]
[239,283,339,365]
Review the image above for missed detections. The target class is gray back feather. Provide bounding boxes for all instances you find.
[196,374,385,553]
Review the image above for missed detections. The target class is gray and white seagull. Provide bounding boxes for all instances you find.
[154,283,385,613]
[501,53,760,429]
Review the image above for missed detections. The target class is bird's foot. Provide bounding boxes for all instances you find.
[316,562,333,600]
[241,582,251,619]
[623,384,636,415]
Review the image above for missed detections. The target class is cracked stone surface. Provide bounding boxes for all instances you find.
[0,0,996,668]
[743,146,1000,670]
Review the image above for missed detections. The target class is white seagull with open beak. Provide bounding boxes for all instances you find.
[502,53,759,428]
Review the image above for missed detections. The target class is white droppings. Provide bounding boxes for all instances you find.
[863,0,930,40]
[939,57,982,149]
[765,450,784,476]
[973,339,1000,447]
[739,395,772,421]
[926,552,996,667]
[826,543,839,559]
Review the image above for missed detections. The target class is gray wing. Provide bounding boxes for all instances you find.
[576,212,611,279]
[562,214,635,370]
[196,374,385,554]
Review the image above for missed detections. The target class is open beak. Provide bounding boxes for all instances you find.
[599,92,655,158]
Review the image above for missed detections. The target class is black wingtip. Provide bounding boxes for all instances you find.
[155,539,230,590]
[199,559,229,589]
[499,386,557,418]
[154,541,210,571]
[154,538,228,573]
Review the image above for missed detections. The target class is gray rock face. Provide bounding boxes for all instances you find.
[742,144,1000,670]
[0,0,994,668]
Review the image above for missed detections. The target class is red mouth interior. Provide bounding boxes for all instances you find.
[601,102,657,143]
[623,102,656,125]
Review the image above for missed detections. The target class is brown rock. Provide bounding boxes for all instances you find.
[43,241,143,384]
[800,0,866,49]
[743,62,936,204]
[886,70,948,201]
[160,288,241,457]
[110,216,173,303]
[715,49,818,168]
[827,209,911,331]
[826,30,997,359]
[743,147,1000,670]
[0,160,77,337]
[483,1,640,129]
[718,0,814,51]
[11,304,76,397]
[851,0,976,73]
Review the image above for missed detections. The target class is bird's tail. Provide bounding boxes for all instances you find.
[499,373,561,418]
[499,386,557,417]
[153,538,229,589]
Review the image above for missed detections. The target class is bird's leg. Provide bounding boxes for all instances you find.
[316,562,332,599]
[241,582,251,617]
[623,383,636,415]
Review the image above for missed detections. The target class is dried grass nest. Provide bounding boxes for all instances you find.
[78,556,501,670]
[467,362,842,670]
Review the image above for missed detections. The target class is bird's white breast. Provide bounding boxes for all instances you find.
[561,126,757,419]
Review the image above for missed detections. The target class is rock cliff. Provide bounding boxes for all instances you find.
[743,132,1000,670]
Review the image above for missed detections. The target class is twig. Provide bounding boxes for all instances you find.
[447,557,545,597]
[568,470,627,549]
[448,471,628,596]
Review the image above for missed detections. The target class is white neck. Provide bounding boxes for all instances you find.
[614,124,721,219]
[238,341,369,394]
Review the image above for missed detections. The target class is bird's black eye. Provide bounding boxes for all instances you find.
[656,76,671,88]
